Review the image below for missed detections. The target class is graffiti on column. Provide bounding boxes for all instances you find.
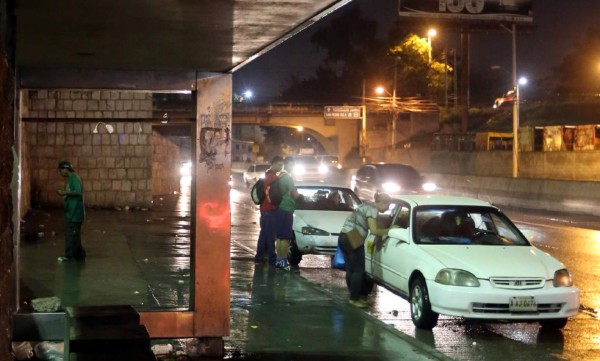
[199,97,231,171]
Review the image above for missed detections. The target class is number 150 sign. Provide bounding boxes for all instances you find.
[399,0,533,23]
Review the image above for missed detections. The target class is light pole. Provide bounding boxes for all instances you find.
[375,85,398,149]
[361,80,367,161]
[296,125,304,152]
[512,76,527,177]
[427,28,437,64]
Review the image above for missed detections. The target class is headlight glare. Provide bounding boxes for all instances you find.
[294,164,305,175]
[422,182,437,192]
[553,269,573,287]
[435,269,480,287]
[382,182,401,193]
[318,164,329,174]
[301,226,330,236]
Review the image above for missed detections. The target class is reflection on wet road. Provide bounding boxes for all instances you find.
[231,176,600,361]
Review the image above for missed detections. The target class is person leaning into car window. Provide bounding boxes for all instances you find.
[338,192,391,308]
[254,155,284,265]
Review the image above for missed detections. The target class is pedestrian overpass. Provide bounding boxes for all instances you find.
[233,104,360,162]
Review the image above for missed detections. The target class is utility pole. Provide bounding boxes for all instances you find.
[361,79,367,161]
[392,57,398,150]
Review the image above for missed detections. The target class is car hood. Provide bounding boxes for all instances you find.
[294,210,351,233]
[419,245,565,279]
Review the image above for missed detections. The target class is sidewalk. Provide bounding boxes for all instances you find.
[17,191,452,360]
[225,242,452,361]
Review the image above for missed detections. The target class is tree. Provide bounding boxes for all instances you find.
[280,4,388,102]
[554,26,600,98]
[388,34,452,100]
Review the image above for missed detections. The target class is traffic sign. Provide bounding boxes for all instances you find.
[324,106,362,119]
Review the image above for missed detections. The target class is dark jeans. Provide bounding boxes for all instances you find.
[65,221,86,260]
[338,233,372,301]
[255,211,276,264]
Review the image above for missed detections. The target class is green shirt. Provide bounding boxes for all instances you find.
[64,172,85,222]
[277,172,296,213]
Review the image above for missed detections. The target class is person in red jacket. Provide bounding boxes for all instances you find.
[254,156,284,265]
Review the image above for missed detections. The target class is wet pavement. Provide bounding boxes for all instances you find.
[18,186,451,360]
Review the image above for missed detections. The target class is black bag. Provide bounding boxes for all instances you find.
[250,178,266,205]
[266,178,283,206]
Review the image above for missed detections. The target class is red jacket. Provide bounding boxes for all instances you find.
[260,170,279,212]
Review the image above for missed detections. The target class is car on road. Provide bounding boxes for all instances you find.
[243,163,271,187]
[315,154,342,170]
[351,163,436,201]
[292,155,329,182]
[288,183,361,265]
[364,194,580,330]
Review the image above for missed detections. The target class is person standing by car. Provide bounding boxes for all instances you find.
[338,192,391,308]
[254,156,284,265]
[56,160,86,262]
[274,156,302,271]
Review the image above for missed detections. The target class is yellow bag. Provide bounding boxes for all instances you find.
[346,228,365,250]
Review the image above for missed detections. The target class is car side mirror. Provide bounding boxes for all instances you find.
[388,228,409,243]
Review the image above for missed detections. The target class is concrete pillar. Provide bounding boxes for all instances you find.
[193,73,231,356]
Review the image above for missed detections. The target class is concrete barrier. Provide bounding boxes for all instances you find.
[426,173,600,217]
[233,162,600,216]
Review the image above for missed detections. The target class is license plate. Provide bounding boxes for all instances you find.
[509,296,537,312]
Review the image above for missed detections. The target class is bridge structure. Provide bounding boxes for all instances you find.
[233,103,360,162]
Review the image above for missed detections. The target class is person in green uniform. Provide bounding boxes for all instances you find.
[56,161,86,262]
[273,156,303,270]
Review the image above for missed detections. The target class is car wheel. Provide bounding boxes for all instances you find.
[409,276,439,329]
[539,318,568,330]
[288,239,303,266]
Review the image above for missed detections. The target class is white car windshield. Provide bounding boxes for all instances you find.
[413,206,530,246]
[296,186,361,211]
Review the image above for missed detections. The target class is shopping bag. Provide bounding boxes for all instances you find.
[331,245,346,270]
[346,227,365,249]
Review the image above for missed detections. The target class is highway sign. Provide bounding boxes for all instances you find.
[324,106,362,119]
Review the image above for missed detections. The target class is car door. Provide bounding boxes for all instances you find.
[368,202,412,295]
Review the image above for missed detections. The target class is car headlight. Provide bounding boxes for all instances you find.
[294,164,305,175]
[422,182,437,192]
[382,182,401,193]
[553,269,573,287]
[318,164,329,174]
[435,269,480,287]
[301,226,330,236]
[259,173,265,179]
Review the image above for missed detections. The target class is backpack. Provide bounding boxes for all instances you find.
[266,177,283,206]
[250,178,266,205]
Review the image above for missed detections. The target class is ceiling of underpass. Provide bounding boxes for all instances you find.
[15,0,348,72]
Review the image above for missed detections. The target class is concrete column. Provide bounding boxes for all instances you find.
[193,73,231,354]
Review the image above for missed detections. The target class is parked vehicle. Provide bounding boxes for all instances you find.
[288,183,361,265]
[351,163,436,201]
[364,194,580,330]
[243,163,271,187]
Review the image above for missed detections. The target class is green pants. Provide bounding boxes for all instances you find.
[65,221,86,260]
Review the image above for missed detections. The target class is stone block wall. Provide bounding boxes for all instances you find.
[152,131,181,195]
[25,121,154,208]
[22,89,153,119]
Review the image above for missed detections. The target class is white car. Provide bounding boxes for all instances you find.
[365,195,580,330]
[288,183,362,265]
[291,155,329,182]
[243,163,271,187]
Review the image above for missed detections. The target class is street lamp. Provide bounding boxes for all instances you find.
[296,126,304,152]
[374,85,398,149]
[427,28,437,64]
[512,76,527,178]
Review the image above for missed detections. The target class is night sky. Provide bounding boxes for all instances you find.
[233,0,600,101]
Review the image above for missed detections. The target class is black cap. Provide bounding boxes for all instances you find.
[58,161,73,171]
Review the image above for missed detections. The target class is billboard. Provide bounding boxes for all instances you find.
[398,0,533,23]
